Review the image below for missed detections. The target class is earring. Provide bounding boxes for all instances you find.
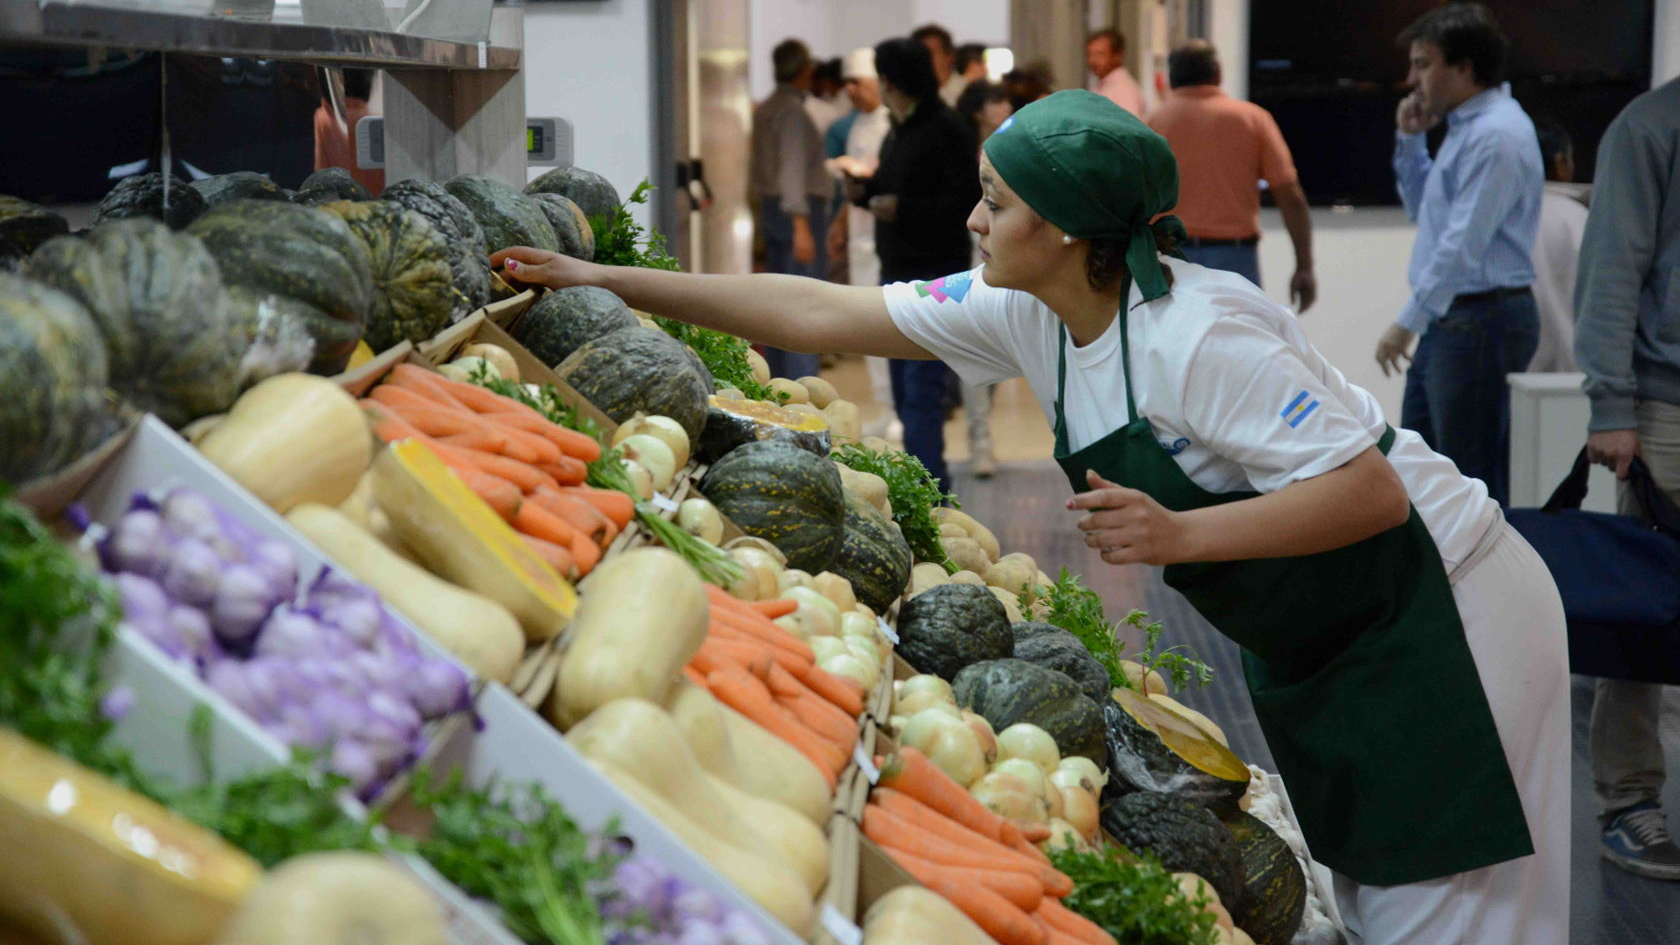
[1062,235,1074,245]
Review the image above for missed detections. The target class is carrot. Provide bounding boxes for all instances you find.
[362,402,427,444]
[388,363,471,409]
[559,486,633,529]
[441,428,515,456]
[879,747,1024,846]
[749,598,799,619]
[705,600,815,662]
[512,501,580,549]
[794,662,866,717]
[1014,821,1052,844]
[520,533,578,580]
[535,457,589,486]
[882,848,1044,912]
[428,441,557,494]
[1034,899,1117,945]
[379,401,491,439]
[362,406,525,520]
[483,411,603,462]
[864,802,1060,888]
[1016,836,1052,864]
[872,788,1042,866]
[711,623,810,675]
[766,664,858,749]
[1041,926,1088,945]
[527,487,611,546]
[865,842,1046,945]
[567,531,602,575]
[476,416,562,464]
[683,665,707,687]
[706,666,845,781]
[696,637,775,680]
[370,383,454,414]
[425,371,540,417]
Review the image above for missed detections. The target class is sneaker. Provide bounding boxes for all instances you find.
[971,439,997,479]
[1602,802,1680,880]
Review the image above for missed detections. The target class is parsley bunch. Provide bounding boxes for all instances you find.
[1034,568,1213,692]
[832,442,959,572]
[1051,847,1220,945]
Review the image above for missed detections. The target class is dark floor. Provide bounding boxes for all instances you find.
[950,457,1680,945]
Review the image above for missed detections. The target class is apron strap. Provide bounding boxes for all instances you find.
[1053,301,1143,448]
[1116,303,1141,425]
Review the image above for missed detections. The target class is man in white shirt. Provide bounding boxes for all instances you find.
[1088,28,1146,118]
[1527,118,1589,372]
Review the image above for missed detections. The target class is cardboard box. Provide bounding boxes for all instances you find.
[418,311,617,433]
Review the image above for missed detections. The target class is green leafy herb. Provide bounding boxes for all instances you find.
[412,770,620,945]
[1033,569,1213,692]
[1121,609,1214,692]
[832,442,959,572]
[1051,847,1220,945]
[589,180,683,273]
[168,752,387,867]
[648,313,780,402]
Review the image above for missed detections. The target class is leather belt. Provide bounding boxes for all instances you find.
[1453,285,1532,306]
[1181,234,1260,247]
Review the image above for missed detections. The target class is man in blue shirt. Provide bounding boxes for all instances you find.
[1374,4,1541,507]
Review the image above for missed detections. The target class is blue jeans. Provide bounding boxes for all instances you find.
[1180,241,1261,287]
[889,358,952,495]
[759,196,829,380]
[1400,291,1539,507]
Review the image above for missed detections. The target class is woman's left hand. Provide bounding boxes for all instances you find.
[1069,470,1190,566]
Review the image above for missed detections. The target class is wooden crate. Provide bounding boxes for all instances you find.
[417,311,618,434]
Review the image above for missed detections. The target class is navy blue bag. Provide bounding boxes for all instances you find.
[1508,448,1680,683]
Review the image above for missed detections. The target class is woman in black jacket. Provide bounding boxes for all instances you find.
[853,37,979,493]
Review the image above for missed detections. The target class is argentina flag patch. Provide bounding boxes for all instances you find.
[1281,390,1320,428]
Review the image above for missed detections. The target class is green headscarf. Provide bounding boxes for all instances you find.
[982,89,1187,301]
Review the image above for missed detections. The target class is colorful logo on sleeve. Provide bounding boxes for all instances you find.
[1281,390,1320,428]
[1160,437,1191,455]
[912,271,975,304]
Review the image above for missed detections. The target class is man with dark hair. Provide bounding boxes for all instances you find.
[807,57,845,135]
[955,43,989,85]
[1575,75,1680,883]
[750,38,831,379]
[1526,118,1587,372]
[1147,40,1315,310]
[1086,27,1144,117]
[912,24,966,107]
[1374,3,1542,508]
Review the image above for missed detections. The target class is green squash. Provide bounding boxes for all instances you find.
[444,175,558,254]
[513,285,637,365]
[1102,686,1251,817]
[319,200,457,352]
[0,273,115,484]
[531,193,597,261]
[1008,622,1111,704]
[696,396,832,464]
[952,658,1106,762]
[296,167,373,204]
[1223,811,1307,945]
[897,584,1012,682]
[91,173,207,229]
[188,200,373,375]
[382,178,491,319]
[190,172,288,207]
[831,491,913,613]
[0,195,69,270]
[700,439,846,574]
[525,166,621,225]
[556,325,712,442]
[25,219,250,427]
[1101,790,1246,909]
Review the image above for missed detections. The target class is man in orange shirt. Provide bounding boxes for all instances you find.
[312,68,384,195]
[1148,40,1315,311]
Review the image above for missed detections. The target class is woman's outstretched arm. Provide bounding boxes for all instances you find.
[491,247,935,360]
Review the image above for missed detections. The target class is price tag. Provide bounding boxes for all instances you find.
[477,41,488,69]
[820,904,864,945]
[852,743,880,785]
[876,615,899,646]
[649,493,680,514]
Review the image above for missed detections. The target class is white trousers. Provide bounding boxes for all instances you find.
[1332,523,1572,945]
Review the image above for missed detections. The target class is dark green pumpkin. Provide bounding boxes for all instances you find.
[831,491,913,613]
[190,172,288,206]
[0,272,114,484]
[696,396,831,464]
[531,193,597,261]
[187,200,373,375]
[319,200,457,352]
[25,219,249,427]
[952,658,1106,762]
[445,175,558,254]
[700,439,846,574]
[91,173,207,229]
[525,167,621,225]
[555,325,712,442]
[1008,622,1111,705]
[513,285,637,365]
[0,195,69,270]
[1101,790,1246,909]
[897,584,1012,682]
[382,178,491,319]
[1223,811,1307,945]
[296,167,373,204]
[1102,686,1251,818]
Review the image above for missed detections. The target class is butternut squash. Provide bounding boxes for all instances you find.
[861,886,995,945]
[286,503,523,683]
[0,729,263,945]
[665,680,832,824]
[568,699,823,894]
[547,548,709,729]
[214,852,446,945]
[198,373,371,513]
[372,440,575,642]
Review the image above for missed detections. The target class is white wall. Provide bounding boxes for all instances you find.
[1657,0,1680,85]
[522,0,654,225]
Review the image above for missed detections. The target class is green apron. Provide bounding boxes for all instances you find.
[1051,314,1531,886]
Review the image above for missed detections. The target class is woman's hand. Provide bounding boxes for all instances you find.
[1069,470,1191,566]
[489,246,602,291]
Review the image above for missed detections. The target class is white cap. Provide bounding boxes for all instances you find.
[842,47,876,80]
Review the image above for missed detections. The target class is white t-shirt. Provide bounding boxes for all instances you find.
[884,259,1498,572]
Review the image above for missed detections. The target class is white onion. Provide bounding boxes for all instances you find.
[996,722,1061,773]
[969,771,1048,824]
